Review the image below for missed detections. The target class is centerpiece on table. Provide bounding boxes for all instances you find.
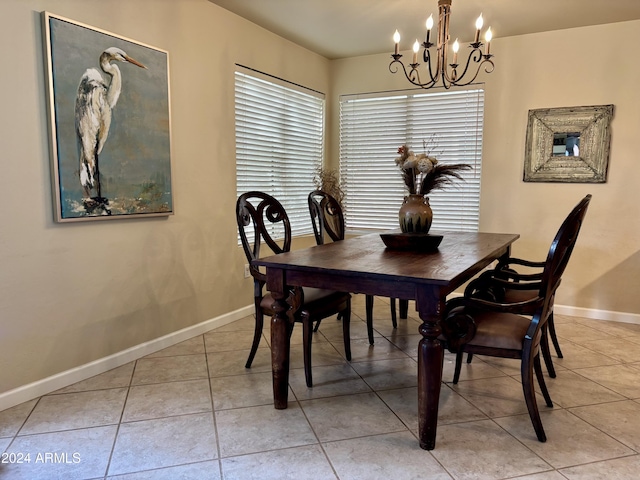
[395,142,471,234]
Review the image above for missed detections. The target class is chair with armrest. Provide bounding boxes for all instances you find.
[308,190,400,344]
[486,256,563,357]
[447,194,592,377]
[237,191,352,387]
[442,193,591,442]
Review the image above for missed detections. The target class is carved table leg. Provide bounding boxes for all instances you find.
[270,287,292,409]
[417,288,445,450]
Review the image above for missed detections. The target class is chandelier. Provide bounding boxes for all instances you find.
[389,0,494,89]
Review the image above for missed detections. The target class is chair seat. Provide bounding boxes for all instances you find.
[261,287,347,312]
[467,310,532,351]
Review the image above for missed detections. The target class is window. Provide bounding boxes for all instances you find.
[235,66,325,238]
[339,88,484,232]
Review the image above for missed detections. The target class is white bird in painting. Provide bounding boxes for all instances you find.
[75,47,146,210]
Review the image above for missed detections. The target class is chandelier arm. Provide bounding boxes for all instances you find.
[451,48,483,84]
[440,64,455,88]
[482,58,495,74]
[450,58,495,87]
[389,56,403,74]
[390,56,439,89]
[422,48,439,86]
[413,70,439,89]
[408,66,423,86]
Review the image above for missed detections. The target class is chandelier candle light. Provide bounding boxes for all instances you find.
[390,0,494,89]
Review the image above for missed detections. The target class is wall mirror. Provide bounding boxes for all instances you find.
[523,105,613,183]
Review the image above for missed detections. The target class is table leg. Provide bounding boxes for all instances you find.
[416,288,445,450]
[498,245,512,264]
[270,289,292,409]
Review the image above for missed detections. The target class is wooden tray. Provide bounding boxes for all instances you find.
[380,233,443,251]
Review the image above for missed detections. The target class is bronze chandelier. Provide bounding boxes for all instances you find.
[389,0,495,89]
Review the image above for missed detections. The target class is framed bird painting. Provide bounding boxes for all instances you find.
[42,12,174,222]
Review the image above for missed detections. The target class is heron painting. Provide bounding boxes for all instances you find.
[43,12,173,222]
[76,47,147,214]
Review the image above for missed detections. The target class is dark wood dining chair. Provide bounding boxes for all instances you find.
[442,193,591,442]
[237,191,352,387]
[448,194,592,377]
[308,190,400,344]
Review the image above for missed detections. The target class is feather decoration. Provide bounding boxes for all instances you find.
[395,142,471,195]
[417,163,472,195]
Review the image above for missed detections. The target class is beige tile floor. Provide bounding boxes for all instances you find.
[2,295,640,479]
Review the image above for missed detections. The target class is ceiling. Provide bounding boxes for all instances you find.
[208,0,640,59]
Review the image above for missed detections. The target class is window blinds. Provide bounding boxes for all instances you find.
[339,88,484,232]
[235,68,325,238]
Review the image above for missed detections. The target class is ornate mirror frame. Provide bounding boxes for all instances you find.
[523,105,614,183]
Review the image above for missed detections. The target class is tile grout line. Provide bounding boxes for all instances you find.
[101,358,137,479]
[288,373,342,479]
[3,395,42,459]
[203,333,225,479]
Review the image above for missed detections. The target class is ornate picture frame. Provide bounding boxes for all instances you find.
[42,12,173,222]
[523,105,613,183]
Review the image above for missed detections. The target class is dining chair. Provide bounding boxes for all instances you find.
[237,191,352,387]
[448,194,592,377]
[441,193,591,442]
[308,190,401,344]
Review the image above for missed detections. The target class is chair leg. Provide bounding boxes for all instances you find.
[303,315,314,388]
[540,324,556,378]
[390,298,398,329]
[341,301,352,361]
[315,311,343,332]
[522,353,547,442]
[548,312,563,358]
[313,318,323,332]
[399,299,409,319]
[453,350,464,384]
[466,353,474,364]
[245,307,263,369]
[534,354,554,408]
[365,295,375,345]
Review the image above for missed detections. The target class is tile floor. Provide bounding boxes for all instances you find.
[2,295,640,479]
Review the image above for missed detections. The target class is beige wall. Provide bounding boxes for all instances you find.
[329,21,640,316]
[0,0,329,396]
[1,0,638,402]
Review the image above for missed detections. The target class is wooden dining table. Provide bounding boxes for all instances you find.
[254,230,519,450]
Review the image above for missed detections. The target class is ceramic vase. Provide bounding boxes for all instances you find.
[399,194,433,233]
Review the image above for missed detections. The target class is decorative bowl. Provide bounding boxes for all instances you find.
[380,233,443,251]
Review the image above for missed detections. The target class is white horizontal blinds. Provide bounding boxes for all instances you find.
[340,88,484,232]
[340,94,412,230]
[235,68,325,239]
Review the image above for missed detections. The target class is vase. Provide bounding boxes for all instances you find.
[399,194,433,233]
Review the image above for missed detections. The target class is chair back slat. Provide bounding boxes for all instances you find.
[237,192,292,281]
[308,190,345,245]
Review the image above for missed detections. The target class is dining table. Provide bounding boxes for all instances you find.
[253,230,519,450]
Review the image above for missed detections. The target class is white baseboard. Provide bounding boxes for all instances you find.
[554,304,640,325]
[2,302,638,412]
[0,305,254,412]
[448,292,640,325]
